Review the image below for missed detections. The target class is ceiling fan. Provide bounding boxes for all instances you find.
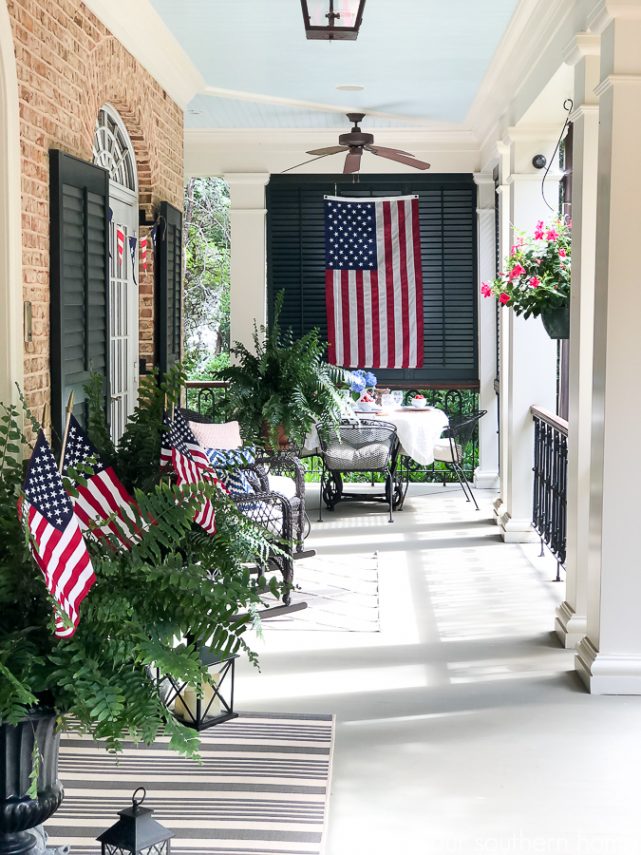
[284,113,431,175]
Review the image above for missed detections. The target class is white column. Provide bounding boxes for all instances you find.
[493,143,512,526]
[555,34,600,649]
[473,173,499,489]
[498,133,559,543]
[224,173,270,352]
[575,6,641,693]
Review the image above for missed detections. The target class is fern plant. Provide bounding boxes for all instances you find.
[217,292,347,448]
[0,390,282,758]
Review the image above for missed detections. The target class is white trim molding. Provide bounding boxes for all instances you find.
[0,0,24,404]
[82,0,204,108]
[576,637,641,694]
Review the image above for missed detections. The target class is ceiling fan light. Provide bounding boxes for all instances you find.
[300,0,366,41]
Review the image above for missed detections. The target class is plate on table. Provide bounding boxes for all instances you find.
[398,405,433,412]
[354,406,382,414]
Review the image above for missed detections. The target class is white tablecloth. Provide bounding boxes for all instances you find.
[306,407,449,466]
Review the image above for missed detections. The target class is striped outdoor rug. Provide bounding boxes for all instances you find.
[46,712,334,855]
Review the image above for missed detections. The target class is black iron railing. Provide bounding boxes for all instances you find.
[531,405,568,580]
[185,380,230,419]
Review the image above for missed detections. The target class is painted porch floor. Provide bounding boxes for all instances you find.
[237,483,641,855]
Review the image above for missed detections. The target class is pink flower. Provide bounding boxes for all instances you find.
[546,227,559,241]
[508,264,525,281]
[499,293,510,305]
[529,276,540,288]
[480,282,492,298]
[558,248,567,258]
[534,227,545,240]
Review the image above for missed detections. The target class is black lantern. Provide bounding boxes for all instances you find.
[157,648,238,731]
[97,788,173,855]
[300,0,366,40]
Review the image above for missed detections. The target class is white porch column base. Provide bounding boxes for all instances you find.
[555,600,587,649]
[575,637,641,695]
[499,514,537,543]
[473,469,499,490]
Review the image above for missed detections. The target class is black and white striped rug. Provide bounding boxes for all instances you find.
[46,712,335,855]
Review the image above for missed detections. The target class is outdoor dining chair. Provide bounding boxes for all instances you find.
[432,410,487,510]
[316,418,400,523]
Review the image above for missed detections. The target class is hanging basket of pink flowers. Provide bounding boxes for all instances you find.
[481,219,571,338]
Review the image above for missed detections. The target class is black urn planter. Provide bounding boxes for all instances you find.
[540,305,570,340]
[0,711,63,855]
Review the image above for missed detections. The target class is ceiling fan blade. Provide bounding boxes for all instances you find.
[365,145,417,157]
[343,148,362,174]
[367,147,430,170]
[305,145,348,156]
[280,152,340,174]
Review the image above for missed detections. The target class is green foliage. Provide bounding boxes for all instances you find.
[217,292,347,448]
[0,385,282,758]
[183,178,231,373]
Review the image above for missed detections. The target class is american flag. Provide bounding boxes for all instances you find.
[163,414,228,536]
[162,412,211,469]
[20,431,95,638]
[324,195,424,369]
[62,415,140,550]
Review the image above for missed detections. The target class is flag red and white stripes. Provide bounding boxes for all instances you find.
[116,226,125,262]
[62,415,141,550]
[171,447,226,536]
[20,431,95,638]
[324,195,423,369]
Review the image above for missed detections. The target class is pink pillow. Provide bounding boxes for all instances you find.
[189,420,242,450]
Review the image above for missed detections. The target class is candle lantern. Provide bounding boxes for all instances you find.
[97,788,173,855]
[156,648,238,731]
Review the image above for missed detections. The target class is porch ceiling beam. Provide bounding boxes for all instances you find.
[82,0,204,108]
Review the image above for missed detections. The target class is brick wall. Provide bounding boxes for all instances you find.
[7,0,184,419]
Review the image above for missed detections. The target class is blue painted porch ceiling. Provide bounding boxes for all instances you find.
[151,0,519,128]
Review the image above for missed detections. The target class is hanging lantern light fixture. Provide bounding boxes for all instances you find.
[300,0,367,40]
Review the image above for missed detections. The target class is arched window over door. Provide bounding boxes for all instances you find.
[93,105,139,443]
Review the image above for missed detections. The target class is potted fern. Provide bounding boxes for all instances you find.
[0,378,279,854]
[217,292,346,449]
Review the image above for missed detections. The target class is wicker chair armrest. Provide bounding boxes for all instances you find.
[231,491,294,541]
[254,453,305,498]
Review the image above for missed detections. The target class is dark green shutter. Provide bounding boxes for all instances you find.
[156,201,183,376]
[266,174,478,387]
[50,149,109,447]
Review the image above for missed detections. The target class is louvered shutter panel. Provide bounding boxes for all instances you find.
[50,150,109,448]
[266,175,479,386]
[156,201,183,376]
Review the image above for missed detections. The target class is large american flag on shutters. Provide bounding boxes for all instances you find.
[324,195,424,369]
[20,431,95,638]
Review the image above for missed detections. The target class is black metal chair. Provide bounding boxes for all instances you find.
[317,419,400,523]
[432,410,487,510]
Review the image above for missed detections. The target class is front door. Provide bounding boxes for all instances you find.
[109,188,139,443]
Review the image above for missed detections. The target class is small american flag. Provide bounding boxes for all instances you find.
[324,195,424,369]
[63,415,140,550]
[163,412,211,469]
[163,414,228,536]
[21,431,95,638]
